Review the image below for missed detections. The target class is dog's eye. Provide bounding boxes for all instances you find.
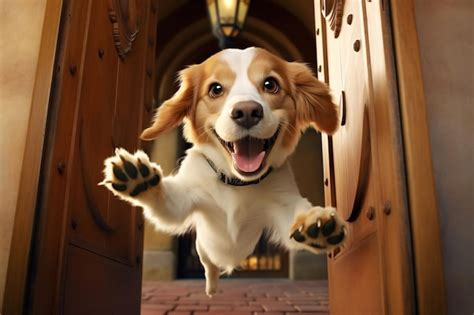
[263,77,280,94]
[208,83,224,98]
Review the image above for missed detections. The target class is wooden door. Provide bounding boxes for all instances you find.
[26,0,158,313]
[314,1,416,314]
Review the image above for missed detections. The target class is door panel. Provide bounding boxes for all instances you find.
[68,0,121,258]
[328,0,370,222]
[315,1,416,314]
[62,244,141,315]
[329,234,383,314]
[28,0,158,313]
[67,0,145,264]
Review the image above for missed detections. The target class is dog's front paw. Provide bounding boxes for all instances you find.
[290,207,347,253]
[100,148,161,201]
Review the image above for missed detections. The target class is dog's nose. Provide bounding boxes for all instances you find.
[230,101,264,129]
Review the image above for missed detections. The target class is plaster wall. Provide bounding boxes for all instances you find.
[0,0,48,309]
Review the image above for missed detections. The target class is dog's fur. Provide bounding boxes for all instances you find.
[101,48,347,296]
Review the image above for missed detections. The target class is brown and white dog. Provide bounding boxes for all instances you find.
[101,47,347,296]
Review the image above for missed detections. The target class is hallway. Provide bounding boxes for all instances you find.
[141,279,329,315]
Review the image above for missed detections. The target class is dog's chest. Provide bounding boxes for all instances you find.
[196,166,293,245]
[229,204,264,242]
[195,200,264,267]
[211,188,266,241]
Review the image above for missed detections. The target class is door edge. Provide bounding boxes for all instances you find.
[390,0,447,314]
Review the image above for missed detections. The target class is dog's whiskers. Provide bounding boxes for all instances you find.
[279,122,297,134]
[195,126,211,139]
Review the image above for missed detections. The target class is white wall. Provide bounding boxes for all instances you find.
[0,0,48,310]
[414,1,474,313]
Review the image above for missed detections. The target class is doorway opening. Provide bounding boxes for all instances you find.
[142,1,329,312]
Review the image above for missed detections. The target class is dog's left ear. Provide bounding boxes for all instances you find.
[141,65,200,140]
[289,62,339,134]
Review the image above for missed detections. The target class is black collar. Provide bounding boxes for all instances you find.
[203,155,273,186]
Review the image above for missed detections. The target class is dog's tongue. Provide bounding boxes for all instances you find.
[232,137,265,173]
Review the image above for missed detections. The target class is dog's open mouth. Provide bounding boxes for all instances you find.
[214,128,280,176]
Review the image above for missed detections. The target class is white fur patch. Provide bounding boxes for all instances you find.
[214,48,279,142]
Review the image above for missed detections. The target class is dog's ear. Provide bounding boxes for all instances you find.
[288,62,339,134]
[141,65,200,140]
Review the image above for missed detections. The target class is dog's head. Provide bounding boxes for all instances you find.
[142,47,338,180]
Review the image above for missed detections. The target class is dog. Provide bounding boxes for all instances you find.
[101,47,347,296]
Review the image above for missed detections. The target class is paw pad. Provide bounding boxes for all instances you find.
[101,148,161,199]
[290,207,347,252]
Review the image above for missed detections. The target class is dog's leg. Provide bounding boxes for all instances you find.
[272,198,347,254]
[101,148,194,230]
[195,239,220,297]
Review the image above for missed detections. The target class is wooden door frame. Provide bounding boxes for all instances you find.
[2,0,63,314]
[315,0,445,314]
[390,0,446,313]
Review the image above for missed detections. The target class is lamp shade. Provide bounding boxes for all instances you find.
[207,0,250,46]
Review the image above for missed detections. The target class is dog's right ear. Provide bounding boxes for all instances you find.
[141,65,200,140]
[288,62,339,135]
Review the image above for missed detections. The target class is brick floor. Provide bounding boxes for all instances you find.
[141,279,329,315]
